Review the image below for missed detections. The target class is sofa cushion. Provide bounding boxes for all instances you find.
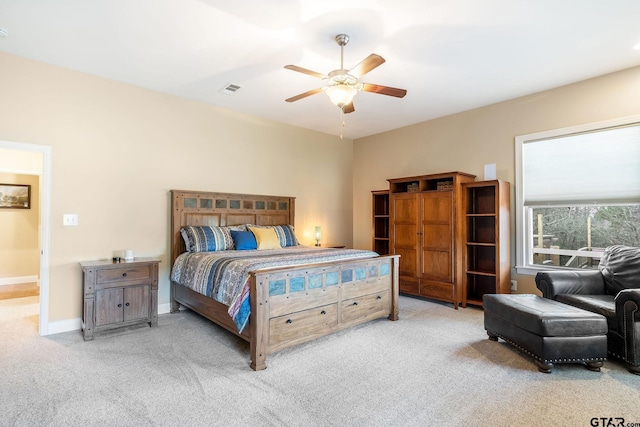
[556,294,617,332]
[598,245,640,295]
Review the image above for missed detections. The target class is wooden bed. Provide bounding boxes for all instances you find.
[170,190,399,370]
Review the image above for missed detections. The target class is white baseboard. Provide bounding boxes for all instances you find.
[45,317,82,336]
[0,275,39,286]
[158,303,171,315]
[43,303,174,336]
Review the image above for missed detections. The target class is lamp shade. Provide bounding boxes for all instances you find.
[326,85,357,108]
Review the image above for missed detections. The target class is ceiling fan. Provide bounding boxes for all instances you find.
[284,34,407,114]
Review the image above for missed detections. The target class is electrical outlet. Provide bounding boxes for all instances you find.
[510,280,517,291]
[63,214,79,226]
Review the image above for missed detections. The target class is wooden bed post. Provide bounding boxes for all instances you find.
[249,274,269,371]
[170,281,180,313]
[389,256,400,321]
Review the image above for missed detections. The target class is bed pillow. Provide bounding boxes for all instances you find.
[230,230,257,250]
[226,224,247,232]
[249,226,282,250]
[180,225,233,252]
[272,224,299,247]
[246,224,299,247]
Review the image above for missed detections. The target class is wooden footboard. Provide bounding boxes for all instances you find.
[249,255,399,370]
[171,254,399,370]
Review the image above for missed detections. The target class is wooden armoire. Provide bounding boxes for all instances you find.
[388,171,476,308]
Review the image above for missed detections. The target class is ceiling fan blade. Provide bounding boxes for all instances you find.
[285,88,324,103]
[343,102,355,114]
[361,83,407,98]
[349,54,385,78]
[284,65,327,79]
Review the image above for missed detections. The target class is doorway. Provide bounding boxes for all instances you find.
[0,140,51,335]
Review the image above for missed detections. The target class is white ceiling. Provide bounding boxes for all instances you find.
[1,0,640,139]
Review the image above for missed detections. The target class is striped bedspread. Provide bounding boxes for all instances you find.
[170,246,378,333]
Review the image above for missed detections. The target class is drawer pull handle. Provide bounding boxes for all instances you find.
[320,310,326,315]
[352,301,358,306]
[117,303,122,308]
[122,272,128,277]
[125,303,130,307]
[286,319,293,324]
[377,295,382,300]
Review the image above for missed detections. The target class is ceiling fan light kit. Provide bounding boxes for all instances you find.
[326,84,357,108]
[284,33,407,115]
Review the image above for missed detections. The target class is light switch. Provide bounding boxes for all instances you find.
[63,214,79,226]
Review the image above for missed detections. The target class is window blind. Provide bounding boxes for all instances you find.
[523,124,640,206]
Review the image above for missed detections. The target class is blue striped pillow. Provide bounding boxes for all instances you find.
[273,225,299,247]
[180,226,234,252]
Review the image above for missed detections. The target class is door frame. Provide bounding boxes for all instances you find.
[0,139,51,336]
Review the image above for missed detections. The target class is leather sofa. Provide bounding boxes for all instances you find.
[535,245,640,374]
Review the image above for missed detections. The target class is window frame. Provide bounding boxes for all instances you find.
[514,114,640,275]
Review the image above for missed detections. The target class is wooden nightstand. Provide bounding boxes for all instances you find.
[320,244,346,248]
[81,258,160,340]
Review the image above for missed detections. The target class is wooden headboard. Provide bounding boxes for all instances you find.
[170,190,296,265]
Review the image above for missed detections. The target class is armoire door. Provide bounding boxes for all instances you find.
[420,191,454,283]
[390,193,419,278]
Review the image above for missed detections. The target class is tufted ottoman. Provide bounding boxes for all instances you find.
[483,294,608,373]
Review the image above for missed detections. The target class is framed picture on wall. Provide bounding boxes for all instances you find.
[0,183,31,209]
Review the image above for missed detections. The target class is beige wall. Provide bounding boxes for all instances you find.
[353,65,640,294]
[0,173,40,280]
[0,52,354,325]
[0,148,43,172]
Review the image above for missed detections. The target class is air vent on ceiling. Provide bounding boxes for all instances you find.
[219,83,241,95]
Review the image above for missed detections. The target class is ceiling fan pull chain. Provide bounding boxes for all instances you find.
[340,108,345,140]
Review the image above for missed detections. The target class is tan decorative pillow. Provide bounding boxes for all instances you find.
[248,226,282,250]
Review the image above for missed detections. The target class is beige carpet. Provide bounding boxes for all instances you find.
[1,295,639,426]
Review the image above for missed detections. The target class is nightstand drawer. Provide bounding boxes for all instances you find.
[96,265,151,284]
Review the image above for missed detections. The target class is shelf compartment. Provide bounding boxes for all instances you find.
[374,239,390,255]
[466,216,496,244]
[373,194,389,215]
[466,186,496,215]
[390,181,421,193]
[465,273,498,306]
[466,245,496,274]
[374,217,390,239]
[425,178,454,192]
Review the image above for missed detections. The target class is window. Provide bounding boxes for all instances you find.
[515,116,640,274]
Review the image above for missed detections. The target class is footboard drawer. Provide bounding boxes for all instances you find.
[270,303,338,348]
[341,290,389,324]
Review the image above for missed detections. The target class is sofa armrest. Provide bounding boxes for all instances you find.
[615,289,640,368]
[535,271,606,300]
[616,289,640,326]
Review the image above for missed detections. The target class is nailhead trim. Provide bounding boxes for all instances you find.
[488,330,607,364]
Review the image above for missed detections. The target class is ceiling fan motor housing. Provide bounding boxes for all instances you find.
[335,34,349,46]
